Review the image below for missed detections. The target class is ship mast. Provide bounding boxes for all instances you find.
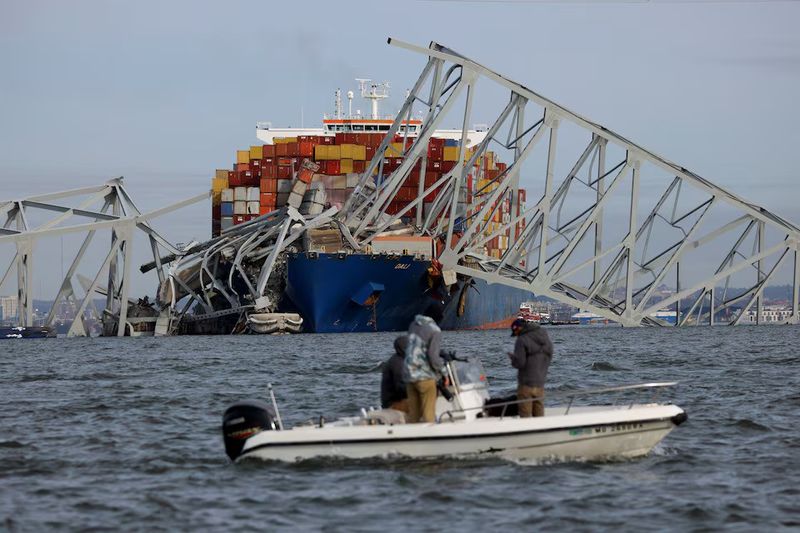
[356,78,390,120]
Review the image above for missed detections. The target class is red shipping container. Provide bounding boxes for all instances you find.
[277,166,292,179]
[262,144,275,158]
[250,159,261,167]
[323,160,340,174]
[262,164,275,179]
[228,173,243,187]
[365,146,376,161]
[259,204,276,215]
[211,204,221,220]
[260,192,276,205]
[424,172,440,187]
[298,141,315,157]
[260,178,277,193]
[334,132,346,145]
[234,215,247,225]
[275,144,288,157]
[298,171,312,184]
[235,163,249,172]
[353,160,366,173]
[428,160,443,172]
[441,161,456,173]
[518,189,527,203]
[286,142,299,156]
[277,157,293,167]
[321,136,335,145]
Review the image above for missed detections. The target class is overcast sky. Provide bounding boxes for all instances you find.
[1,0,799,298]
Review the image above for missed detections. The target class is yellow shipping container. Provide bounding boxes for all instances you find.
[353,144,367,161]
[443,146,459,161]
[328,145,341,160]
[340,144,354,159]
[273,137,286,144]
[215,169,228,180]
[237,150,249,164]
[212,177,228,192]
[212,190,222,205]
[283,137,297,143]
[250,145,263,160]
[340,159,354,174]
[315,145,329,160]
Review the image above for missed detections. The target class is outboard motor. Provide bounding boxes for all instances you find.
[222,400,277,461]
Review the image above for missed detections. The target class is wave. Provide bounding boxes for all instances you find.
[590,362,628,371]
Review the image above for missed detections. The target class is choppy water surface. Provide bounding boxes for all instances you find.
[1,326,799,531]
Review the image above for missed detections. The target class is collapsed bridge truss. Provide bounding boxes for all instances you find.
[341,39,800,326]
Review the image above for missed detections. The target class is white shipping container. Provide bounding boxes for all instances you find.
[247,201,260,214]
[234,201,247,215]
[346,173,360,188]
[221,188,235,202]
[277,180,293,193]
[246,187,260,202]
[234,187,247,201]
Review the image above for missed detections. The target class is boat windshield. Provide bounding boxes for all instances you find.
[453,358,488,388]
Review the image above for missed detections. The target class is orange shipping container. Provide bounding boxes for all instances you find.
[260,192,276,206]
[260,178,277,193]
[299,141,315,157]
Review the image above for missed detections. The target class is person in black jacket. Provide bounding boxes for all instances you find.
[381,335,409,412]
[508,318,554,417]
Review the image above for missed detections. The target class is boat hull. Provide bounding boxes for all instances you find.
[282,252,533,333]
[238,405,685,463]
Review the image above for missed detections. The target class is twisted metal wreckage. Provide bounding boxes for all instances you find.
[3,40,799,336]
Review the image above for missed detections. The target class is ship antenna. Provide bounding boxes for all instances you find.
[334,88,342,120]
[347,90,354,118]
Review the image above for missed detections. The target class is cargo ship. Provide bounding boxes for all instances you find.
[201,81,533,333]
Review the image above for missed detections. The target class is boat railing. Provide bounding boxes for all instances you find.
[437,381,678,423]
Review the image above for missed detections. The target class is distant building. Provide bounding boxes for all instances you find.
[740,306,793,324]
[0,295,19,321]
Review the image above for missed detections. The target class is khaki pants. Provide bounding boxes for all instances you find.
[406,380,437,423]
[518,385,545,418]
[389,398,409,413]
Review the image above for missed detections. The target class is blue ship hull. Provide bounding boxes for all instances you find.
[282,253,533,333]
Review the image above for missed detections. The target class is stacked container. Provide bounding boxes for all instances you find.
[209,133,526,258]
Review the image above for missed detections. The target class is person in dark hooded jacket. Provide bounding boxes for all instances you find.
[508,318,553,417]
[381,335,409,412]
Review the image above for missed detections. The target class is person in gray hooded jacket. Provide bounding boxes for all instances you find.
[508,318,554,417]
[403,303,445,423]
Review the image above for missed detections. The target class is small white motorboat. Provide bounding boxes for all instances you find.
[222,356,686,463]
[247,312,303,334]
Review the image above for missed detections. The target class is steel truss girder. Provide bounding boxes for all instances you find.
[335,39,800,327]
[0,178,206,335]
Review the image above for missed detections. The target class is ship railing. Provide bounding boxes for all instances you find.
[437,381,678,423]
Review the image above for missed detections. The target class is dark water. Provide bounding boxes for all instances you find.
[1,326,799,531]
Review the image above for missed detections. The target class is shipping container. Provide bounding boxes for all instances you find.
[443,146,459,161]
[237,150,250,164]
[221,189,234,203]
[234,200,247,215]
[220,202,234,217]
